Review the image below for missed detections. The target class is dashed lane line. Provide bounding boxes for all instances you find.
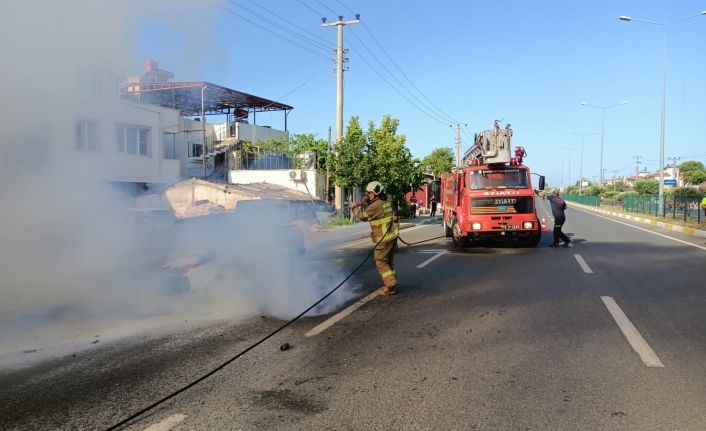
[572,207,706,252]
[306,290,379,337]
[417,251,448,268]
[143,414,187,431]
[574,254,593,273]
[601,296,664,368]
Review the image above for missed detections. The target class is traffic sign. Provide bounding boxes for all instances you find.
[664,179,677,186]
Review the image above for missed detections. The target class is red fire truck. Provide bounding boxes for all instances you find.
[441,121,545,248]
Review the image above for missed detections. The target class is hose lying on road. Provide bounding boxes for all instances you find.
[105,221,442,430]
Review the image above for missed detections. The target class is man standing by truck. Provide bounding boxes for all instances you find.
[536,189,572,248]
[352,181,400,295]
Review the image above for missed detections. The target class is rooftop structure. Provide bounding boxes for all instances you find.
[120,60,292,128]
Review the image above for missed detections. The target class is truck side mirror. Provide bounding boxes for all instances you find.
[538,176,545,191]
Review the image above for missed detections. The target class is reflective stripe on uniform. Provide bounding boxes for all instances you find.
[370,216,393,226]
[381,269,396,279]
[358,210,371,220]
[373,227,399,243]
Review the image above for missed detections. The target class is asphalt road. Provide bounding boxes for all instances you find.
[2,200,706,431]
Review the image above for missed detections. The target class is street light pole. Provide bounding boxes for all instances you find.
[554,156,570,190]
[568,131,599,195]
[619,11,705,216]
[580,101,628,184]
[558,146,580,188]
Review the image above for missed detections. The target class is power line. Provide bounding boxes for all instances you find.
[227,0,333,52]
[361,21,464,125]
[242,0,335,49]
[294,0,328,18]
[348,28,454,125]
[313,0,339,16]
[222,8,333,61]
[344,39,450,126]
[334,0,356,15]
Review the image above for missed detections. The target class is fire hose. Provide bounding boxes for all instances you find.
[104,216,443,430]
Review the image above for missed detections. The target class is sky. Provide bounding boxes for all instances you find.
[137,0,706,188]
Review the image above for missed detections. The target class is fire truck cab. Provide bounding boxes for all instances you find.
[441,122,545,248]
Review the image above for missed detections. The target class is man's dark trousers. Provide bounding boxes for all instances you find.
[553,216,571,244]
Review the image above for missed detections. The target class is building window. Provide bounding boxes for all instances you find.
[116,126,149,156]
[76,120,100,151]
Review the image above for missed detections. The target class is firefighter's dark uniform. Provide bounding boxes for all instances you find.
[353,197,399,294]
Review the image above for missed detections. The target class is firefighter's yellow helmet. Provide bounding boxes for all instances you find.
[365,181,384,196]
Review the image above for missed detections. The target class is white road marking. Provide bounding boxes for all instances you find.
[573,208,706,252]
[573,254,593,273]
[306,290,379,337]
[144,414,187,431]
[334,225,426,250]
[417,251,447,268]
[600,296,664,368]
[537,198,554,221]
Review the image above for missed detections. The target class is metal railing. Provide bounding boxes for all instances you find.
[623,194,705,224]
[560,194,601,206]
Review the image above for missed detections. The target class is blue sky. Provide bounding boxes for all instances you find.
[138,0,705,187]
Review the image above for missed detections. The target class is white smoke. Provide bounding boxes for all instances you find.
[0,0,356,367]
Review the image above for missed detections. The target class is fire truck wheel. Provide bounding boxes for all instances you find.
[451,219,469,248]
[517,228,541,248]
[442,213,452,237]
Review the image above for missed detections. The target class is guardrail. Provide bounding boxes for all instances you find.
[623,194,705,224]
[560,194,600,206]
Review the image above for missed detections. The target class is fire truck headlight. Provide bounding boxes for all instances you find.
[523,221,534,229]
[472,222,482,230]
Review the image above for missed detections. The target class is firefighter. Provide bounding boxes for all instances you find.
[352,181,399,296]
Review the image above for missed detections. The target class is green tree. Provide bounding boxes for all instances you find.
[366,115,423,207]
[286,133,328,169]
[613,181,629,192]
[679,160,706,185]
[683,170,706,185]
[583,185,607,196]
[667,186,703,197]
[564,185,579,195]
[679,160,705,173]
[633,178,659,194]
[331,116,369,196]
[421,147,455,176]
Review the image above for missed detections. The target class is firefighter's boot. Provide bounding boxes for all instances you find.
[378,285,397,296]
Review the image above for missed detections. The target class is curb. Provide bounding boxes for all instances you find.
[567,202,706,239]
[315,222,416,249]
[418,216,441,225]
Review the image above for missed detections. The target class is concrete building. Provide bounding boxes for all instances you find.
[121,61,292,182]
[57,62,183,187]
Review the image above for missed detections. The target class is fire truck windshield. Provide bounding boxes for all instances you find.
[468,168,529,190]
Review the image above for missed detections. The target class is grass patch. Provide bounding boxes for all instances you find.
[324,214,354,229]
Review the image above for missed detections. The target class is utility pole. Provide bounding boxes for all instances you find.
[611,170,619,190]
[451,124,467,170]
[667,156,680,187]
[633,156,642,176]
[326,126,331,203]
[323,14,360,211]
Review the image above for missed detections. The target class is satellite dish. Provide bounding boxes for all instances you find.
[289,170,297,179]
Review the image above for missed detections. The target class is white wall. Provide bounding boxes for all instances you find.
[235,122,288,143]
[55,67,182,185]
[229,169,318,198]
